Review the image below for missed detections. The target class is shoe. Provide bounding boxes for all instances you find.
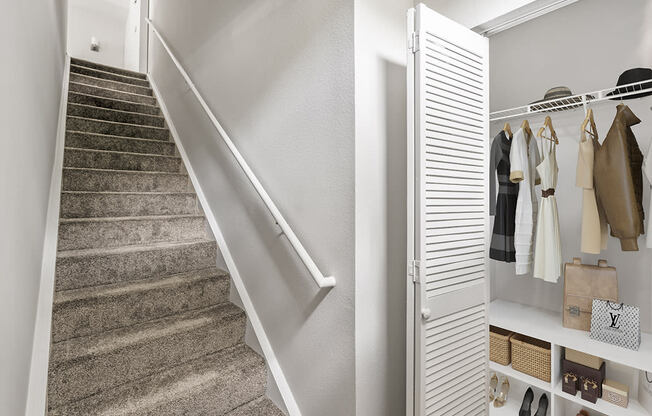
[534,393,549,416]
[493,377,510,408]
[489,373,498,402]
[519,387,534,416]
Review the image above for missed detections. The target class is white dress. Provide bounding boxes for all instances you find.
[533,137,562,282]
[509,128,541,274]
[643,143,652,248]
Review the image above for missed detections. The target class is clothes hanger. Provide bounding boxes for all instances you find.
[537,116,559,145]
[503,122,513,139]
[521,119,533,144]
[580,108,597,142]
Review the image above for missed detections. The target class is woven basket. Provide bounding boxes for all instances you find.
[489,326,513,366]
[510,334,551,382]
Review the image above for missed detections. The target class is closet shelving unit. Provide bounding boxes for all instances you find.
[487,79,652,416]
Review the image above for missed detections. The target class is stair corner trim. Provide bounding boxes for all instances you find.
[25,53,71,416]
[148,75,301,416]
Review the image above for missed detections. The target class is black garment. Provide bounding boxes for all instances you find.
[489,130,518,262]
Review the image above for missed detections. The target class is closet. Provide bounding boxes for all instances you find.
[406,1,652,416]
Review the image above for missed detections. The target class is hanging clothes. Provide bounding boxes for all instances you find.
[593,104,644,251]
[533,132,562,283]
[576,126,608,254]
[509,127,540,274]
[489,130,517,262]
[643,142,652,248]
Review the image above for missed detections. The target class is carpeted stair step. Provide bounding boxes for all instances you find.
[58,215,210,251]
[62,168,191,192]
[71,73,152,96]
[68,92,161,116]
[71,64,151,88]
[48,303,246,409]
[65,131,176,155]
[60,191,197,218]
[227,397,285,416]
[70,82,156,106]
[71,57,147,80]
[48,344,267,416]
[63,148,182,172]
[67,116,170,141]
[51,267,229,342]
[55,239,217,291]
[67,103,165,127]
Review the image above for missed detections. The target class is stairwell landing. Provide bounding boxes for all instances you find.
[46,57,284,415]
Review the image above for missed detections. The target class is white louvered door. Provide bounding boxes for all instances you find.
[407,5,490,416]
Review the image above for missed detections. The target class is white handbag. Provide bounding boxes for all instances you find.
[590,300,641,350]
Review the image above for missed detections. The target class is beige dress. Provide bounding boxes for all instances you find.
[576,131,608,254]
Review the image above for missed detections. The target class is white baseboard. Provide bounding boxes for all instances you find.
[148,75,298,416]
[25,54,71,416]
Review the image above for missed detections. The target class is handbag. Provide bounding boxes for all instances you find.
[563,258,618,331]
[590,300,641,350]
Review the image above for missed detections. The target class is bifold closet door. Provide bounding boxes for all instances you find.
[407,4,490,416]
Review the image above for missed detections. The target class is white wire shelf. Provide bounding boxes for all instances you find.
[490,79,652,122]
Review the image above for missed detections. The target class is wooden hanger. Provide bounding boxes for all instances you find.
[580,108,597,142]
[503,122,513,139]
[537,116,559,145]
[521,119,533,144]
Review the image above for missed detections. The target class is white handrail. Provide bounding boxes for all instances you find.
[146,18,335,289]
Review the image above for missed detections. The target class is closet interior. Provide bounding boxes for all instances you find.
[485,1,652,416]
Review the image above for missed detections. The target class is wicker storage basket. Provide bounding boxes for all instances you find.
[510,333,551,382]
[489,326,514,365]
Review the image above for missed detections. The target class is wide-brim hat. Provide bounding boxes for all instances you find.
[529,86,593,112]
[607,68,652,100]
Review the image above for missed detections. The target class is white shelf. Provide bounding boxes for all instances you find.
[489,396,523,416]
[489,360,551,392]
[555,382,650,416]
[490,299,652,373]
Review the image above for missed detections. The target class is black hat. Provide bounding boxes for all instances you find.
[607,68,652,100]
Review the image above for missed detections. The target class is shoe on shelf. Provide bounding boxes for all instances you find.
[519,387,534,416]
[493,377,510,408]
[534,393,549,416]
[489,373,498,402]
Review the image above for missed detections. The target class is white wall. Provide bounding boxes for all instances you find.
[354,0,412,414]
[0,0,67,414]
[68,0,128,68]
[489,0,652,332]
[123,0,140,71]
[148,0,356,414]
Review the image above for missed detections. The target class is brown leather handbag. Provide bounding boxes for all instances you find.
[563,258,618,331]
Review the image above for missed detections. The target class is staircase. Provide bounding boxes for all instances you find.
[47,58,284,416]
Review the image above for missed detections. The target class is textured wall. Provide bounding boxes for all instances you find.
[148,0,355,414]
[0,0,67,414]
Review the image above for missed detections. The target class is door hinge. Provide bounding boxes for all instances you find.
[408,32,419,54]
[408,260,421,283]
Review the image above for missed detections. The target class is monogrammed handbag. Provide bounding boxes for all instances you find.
[563,258,618,331]
[590,300,641,350]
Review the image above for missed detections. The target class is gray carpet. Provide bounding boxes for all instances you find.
[47,57,283,416]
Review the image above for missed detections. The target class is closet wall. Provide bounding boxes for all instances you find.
[488,0,652,332]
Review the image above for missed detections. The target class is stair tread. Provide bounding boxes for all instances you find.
[68,102,164,120]
[57,238,215,259]
[71,64,149,85]
[64,146,180,160]
[71,58,147,79]
[66,130,171,144]
[69,81,153,100]
[67,115,169,132]
[51,302,241,362]
[68,91,159,110]
[61,189,195,195]
[71,73,152,93]
[49,344,265,415]
[54,266,226,304]
[59,214,204,224]
[63,166,186,176]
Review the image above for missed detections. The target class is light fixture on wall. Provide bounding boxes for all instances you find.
[90,37,100,52]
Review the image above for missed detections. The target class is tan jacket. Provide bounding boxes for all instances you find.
[593,104,644,251]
